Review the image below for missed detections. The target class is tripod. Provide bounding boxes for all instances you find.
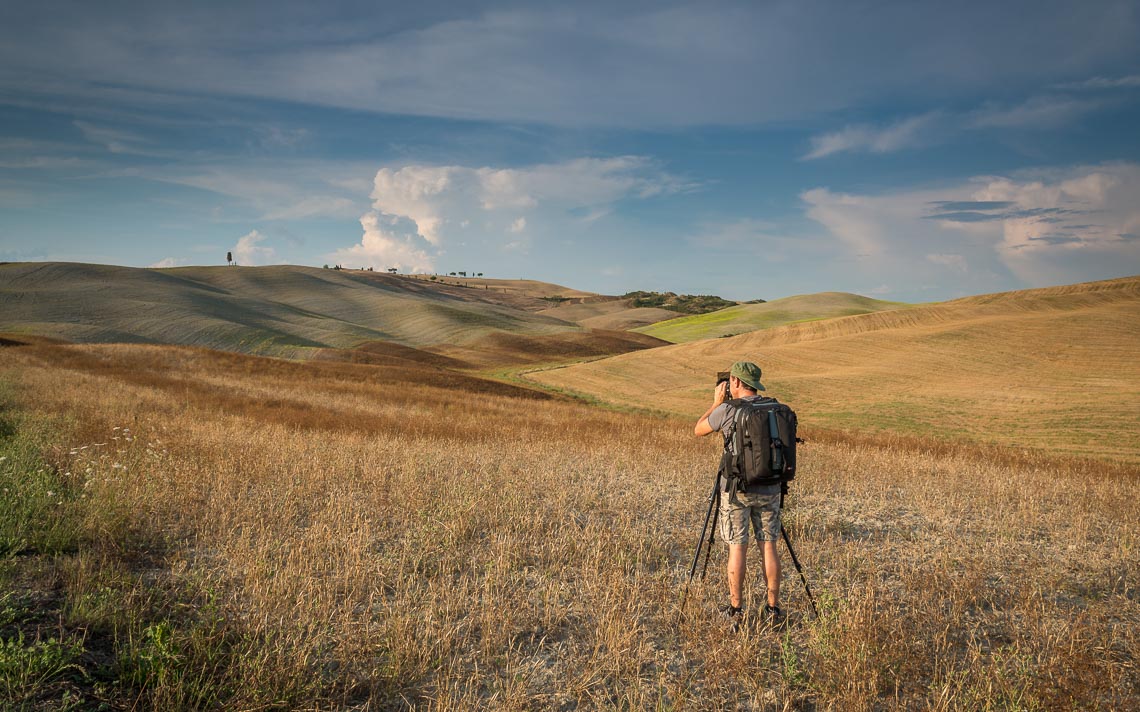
[681,475,819,619]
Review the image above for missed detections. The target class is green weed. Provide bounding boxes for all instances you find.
[0,631,85,709]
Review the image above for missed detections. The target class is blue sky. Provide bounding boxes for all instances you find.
[1,0,1139,301]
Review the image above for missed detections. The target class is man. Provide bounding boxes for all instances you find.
[694,360,785,629]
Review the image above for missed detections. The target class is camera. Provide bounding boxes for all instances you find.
[716,371,731,386]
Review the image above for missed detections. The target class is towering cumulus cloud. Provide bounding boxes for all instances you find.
[331,157,684,271]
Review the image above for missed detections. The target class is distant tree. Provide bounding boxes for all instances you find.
[388,267,398,273]
[449,272,457,276]
[429,275,437,281]
[226,251,233,266]
[323,264,329,269]
[458,271,467,277]
[477,272,483,277]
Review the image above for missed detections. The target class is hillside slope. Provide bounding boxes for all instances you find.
[530,276,1140,461]
[0,262,580,357]
[635,292,909,343]
[538,297,680,330]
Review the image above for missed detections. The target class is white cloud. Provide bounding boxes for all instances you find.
[804,113,942,159]
[327,213,435,272]
[148,257,185,268]
[801,188,900,257]
[802,163,1140,288]
[232,230,277,266]
[347,156,683,264]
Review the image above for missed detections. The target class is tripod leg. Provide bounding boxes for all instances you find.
[682,477,720,615]
[699,487,720,580]
[687,480,719,582]
[780,524,819,618]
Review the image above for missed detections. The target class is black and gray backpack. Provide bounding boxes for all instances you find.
[719,397,799,497]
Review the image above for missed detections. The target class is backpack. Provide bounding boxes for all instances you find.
[719,397,799,494]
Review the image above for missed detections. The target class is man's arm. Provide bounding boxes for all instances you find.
[694,381,730,436]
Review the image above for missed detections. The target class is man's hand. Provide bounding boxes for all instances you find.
[714,380,730,405]
[695,379,730,437]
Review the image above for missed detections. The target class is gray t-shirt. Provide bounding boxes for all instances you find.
[709,395,782,495]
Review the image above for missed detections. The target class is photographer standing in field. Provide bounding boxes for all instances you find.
[694,361,785,629]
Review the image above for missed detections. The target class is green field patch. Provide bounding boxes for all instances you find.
[636,292,910,343]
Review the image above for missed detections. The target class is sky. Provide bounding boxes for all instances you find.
[1,0,1139,302]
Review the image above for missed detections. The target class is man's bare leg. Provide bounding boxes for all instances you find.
[727,543,747,608]
[762,540,781,607]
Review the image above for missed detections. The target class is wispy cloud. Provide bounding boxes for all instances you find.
[967,95,1101,129]
[137,163,372,221]
[804,113,943,160]
[805,93,1105,159]
[3,3,1136,128]
[73,120,154,155]
[1052,75,1140,91]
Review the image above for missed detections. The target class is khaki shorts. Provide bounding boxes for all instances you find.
[719,488,781,545]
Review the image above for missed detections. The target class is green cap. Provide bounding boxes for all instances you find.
[730,361,766,391]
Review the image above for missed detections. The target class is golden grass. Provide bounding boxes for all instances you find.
[529,276,1140,462]
[1,340,1137,709]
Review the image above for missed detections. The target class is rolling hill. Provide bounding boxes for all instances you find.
[528,276,1140,461]
[537,297,680,330]
[0,262,663,364]
[634,292,910,343]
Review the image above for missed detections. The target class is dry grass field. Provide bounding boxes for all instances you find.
[1,338,1137,710]
[531,277,1140,462]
